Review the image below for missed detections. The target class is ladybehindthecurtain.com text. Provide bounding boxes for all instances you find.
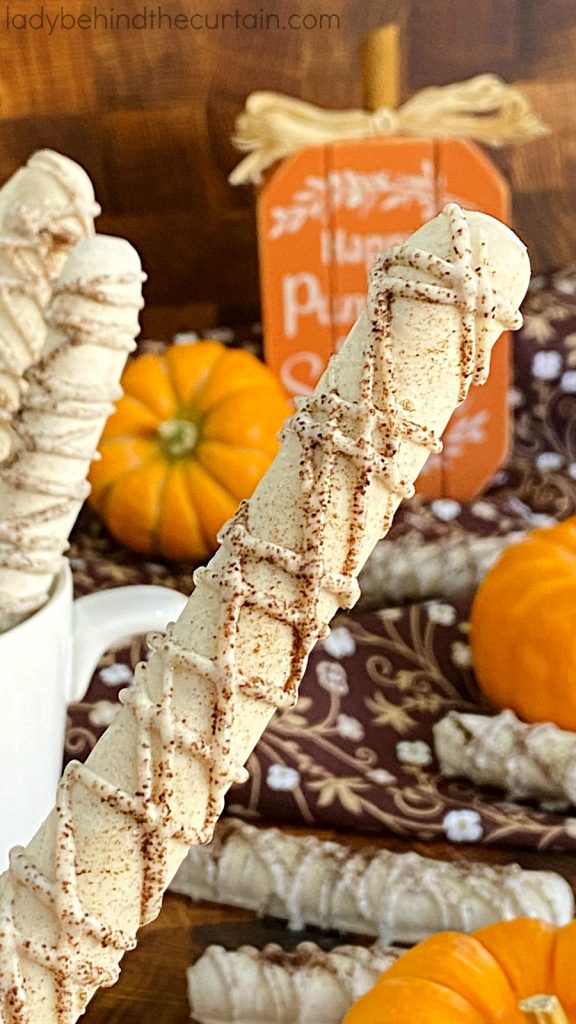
[3,5,342,34]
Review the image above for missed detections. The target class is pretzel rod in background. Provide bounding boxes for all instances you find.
[0,235,145,632]
[434,709,576,806]
[188,941,401,1024]
[0,150,99,460]
[172,818,573,942]
[358,529,525,607]
[0,205,530,1023]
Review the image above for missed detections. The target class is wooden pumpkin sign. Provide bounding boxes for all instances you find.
[256,28,512,500]
[258,137,510,500]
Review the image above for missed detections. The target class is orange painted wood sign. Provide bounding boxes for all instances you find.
[258,138,510,499]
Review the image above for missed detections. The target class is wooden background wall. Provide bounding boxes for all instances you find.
[0,0,574,334]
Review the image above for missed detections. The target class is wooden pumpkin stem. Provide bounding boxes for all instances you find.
[520,995,569,1024]
[362,24,403,111]
[157,418,198,459]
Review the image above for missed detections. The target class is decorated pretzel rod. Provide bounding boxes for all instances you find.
[0,205,530,1023]
[358,530,524,607]
[0,235,145,631]
[434,709,576,806]
[187,941,400,1024]
[171,818,572,943]
[0,150,99,460]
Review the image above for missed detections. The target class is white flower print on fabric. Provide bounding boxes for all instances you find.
[563,819,576,839]
[98,663,134,687]
[536,451,564,472]
[451,641,473,668]
[532,350,563,380]
[336,714,364,742]
[323,626,356,658]
[430,498,461,521]
[554,275,576,295]
[530,514,558,528]
[507,500,556,530]
[471,500,497,520]
[204,326,235,342]
[490,469,509,487]
[443,808,484,843]
[174,330,200,344]
[144,562,168,575]
[267,764,301,791]
[88,701,120,727]
[396,740,433,767]
[316,660,349,696]
[426,602,457,626]
[508,387,524,409]
[561,370,576,393]
[367,768,396,786]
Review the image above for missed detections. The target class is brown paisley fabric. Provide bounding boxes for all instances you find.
[65,269,576,849]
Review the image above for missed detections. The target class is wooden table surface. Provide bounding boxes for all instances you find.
[81,824,576,1023]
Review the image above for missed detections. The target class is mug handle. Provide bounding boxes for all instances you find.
[70,585,188,703]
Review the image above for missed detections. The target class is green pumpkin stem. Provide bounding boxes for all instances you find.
[157,418,199,459]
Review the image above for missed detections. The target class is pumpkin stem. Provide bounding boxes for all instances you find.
[520,995,569,1024]
[157,418,199,459]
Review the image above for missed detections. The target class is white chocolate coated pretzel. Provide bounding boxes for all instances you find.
[358,529,525,607]
[0,235,144,631]
[0,150,99,460]
[172,819,573,942]
[0,206,529,1023]
[435,709,576,806]
[188,941,400,1024]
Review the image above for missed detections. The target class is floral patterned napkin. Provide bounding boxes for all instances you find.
[65,595,576,851]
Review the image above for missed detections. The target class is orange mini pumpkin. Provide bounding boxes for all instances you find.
[344,918,576,1024]
[89,341,292,560]
[470,517,576,730]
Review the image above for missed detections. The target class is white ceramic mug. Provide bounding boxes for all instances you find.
[0,563,187,871]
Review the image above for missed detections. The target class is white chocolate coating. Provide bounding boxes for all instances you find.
[0,206,529,1023]
[434,709,576,806]
[0,235,145,631]
[172,819,573,942]
[188,941,399,1024]
[358,530,525,607]
[0,150,99,460]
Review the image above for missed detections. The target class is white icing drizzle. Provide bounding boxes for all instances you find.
[0,205,526,1024]
[188,941,399,1024]
[0,269,145,621]
[0,152,100,443]
[174,819,572,944]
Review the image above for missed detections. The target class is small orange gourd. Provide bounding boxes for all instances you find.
[89,341,292,560]
[470,517,576,730]
[344,918,576,1024]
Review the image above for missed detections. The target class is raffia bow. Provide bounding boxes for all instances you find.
[229,74,548,185]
